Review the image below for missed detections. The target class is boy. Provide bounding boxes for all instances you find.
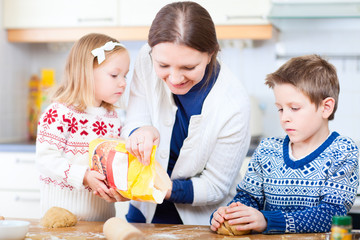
[210,55,359,234]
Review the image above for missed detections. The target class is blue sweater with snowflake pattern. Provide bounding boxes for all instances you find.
[231,131,359,234]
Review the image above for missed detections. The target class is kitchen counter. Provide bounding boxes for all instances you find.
[0,142,35,152]
[20,218,330,240]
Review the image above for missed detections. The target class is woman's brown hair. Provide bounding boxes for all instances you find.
[148,1,220,83]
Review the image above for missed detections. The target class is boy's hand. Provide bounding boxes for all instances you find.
[125,126,160,165]
[210,206,228,232]
[225,202,267,233]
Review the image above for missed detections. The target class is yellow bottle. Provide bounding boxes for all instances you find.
[27,69,55,141]
[40,69,55,113]
[28,75,41,140]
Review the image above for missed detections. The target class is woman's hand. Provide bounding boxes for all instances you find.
[125,126,160,165]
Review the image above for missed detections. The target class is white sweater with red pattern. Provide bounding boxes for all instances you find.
[36,102,122,221]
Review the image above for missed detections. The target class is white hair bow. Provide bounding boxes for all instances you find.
[91,41,126,64]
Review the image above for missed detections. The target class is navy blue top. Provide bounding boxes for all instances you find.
[127,63,220,224]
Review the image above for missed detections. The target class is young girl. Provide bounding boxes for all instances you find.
[36,33,129,221]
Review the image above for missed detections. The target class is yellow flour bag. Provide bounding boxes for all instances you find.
[89,138,171,204]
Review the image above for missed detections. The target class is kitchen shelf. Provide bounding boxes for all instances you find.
[6,25,273,43]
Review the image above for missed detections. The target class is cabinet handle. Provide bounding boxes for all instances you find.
[15,195,40,202]
[77,18,114,23]
[226,15,266,20]
[15,158,35,164]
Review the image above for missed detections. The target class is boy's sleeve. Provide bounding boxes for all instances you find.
[262,203,345,234]
[263,139,359,234]
[229,145,266,209]
[209,145,265,224]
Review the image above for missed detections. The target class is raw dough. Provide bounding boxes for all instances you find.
[103,217,143,240]
[217,220,251,236]
[0,216,4,220]
[40,206,77,228]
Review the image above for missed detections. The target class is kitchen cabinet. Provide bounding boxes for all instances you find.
[0,151,41,219]
[3,0,118,28]
[0,149,129,219]
[118,0,270,26]
[3,0,273,42]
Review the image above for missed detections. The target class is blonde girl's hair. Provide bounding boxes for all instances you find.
[51,33,127,112]
[265,54,339,120]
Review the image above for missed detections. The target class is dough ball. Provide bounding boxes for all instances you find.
[103,217,143,240]
[40,206,77,228]
[217,220,251,236]
[0,216,4,220]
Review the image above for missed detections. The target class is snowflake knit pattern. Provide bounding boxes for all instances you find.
[36,102,122,221]
[232,132,359,234]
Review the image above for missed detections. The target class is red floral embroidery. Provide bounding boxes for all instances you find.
[68,117,78,133]
[43,109,58,124]
[93,121,107,135]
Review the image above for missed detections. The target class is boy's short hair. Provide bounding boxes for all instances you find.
[265,54,339,120]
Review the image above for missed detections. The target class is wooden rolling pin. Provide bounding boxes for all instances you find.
[103,217,144,240]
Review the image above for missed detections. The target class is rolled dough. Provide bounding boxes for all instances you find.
[103,217,143,240]
[40,206,77,228]
[217,220,251,236]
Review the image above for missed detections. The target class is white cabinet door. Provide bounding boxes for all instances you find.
[3,0,118,28]
[200,0,271,25]
[118,0,173,26]
[0,191,40,219]
[0,152,40,218]
[0,152,39,190]
[118,0,270,26]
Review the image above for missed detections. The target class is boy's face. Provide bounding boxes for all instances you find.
[273,83,329,146]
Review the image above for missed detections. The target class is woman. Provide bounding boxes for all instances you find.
[121,1,251,225]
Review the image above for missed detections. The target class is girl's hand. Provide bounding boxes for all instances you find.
[83,170,115,202]
[125,126,160,165]
[225,202,267,233]
[210,206,228,232]
[109,188,130,202]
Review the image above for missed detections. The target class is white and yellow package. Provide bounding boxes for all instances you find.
[89,138,171,204]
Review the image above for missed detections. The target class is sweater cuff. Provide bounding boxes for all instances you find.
[169,179,194,204]
[261,210,286,234]
[68,164,89,189]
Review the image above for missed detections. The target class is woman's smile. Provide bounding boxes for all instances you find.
[151,42,211,95]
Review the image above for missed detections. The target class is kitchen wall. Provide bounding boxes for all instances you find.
[1,2,360,144]
[0,1,31,142]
